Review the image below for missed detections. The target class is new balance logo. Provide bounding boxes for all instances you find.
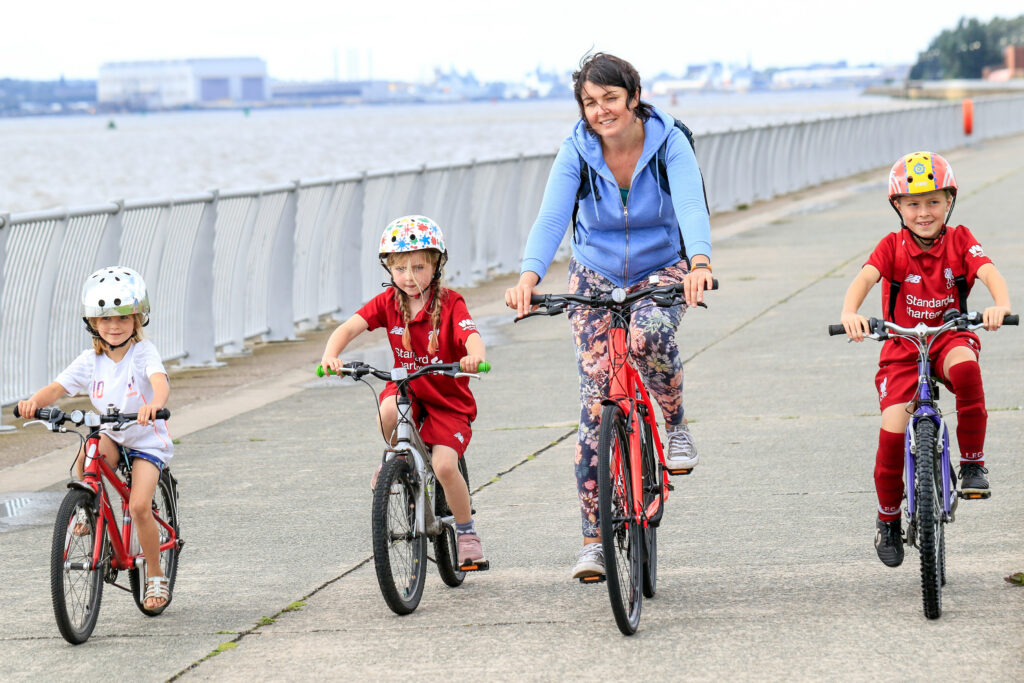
[905,274,922,283]
[389,326,405,335]
[454,432,465,444]
[458,319,477,331]
[969,244,985,258]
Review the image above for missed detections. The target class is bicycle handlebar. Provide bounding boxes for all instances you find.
[12,405,171,424]
[316,360,491,381]
[521,278,719,321]
[828,312,1018,339]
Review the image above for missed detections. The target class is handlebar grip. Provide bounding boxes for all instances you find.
[477,361,491,373]
[13,405,21,418]
[828,324,846,336]
[155,409,171,420]
[1004,314,1019,326]
[710,278,719,290]
[529,294,545,305]
[316,364,341,377]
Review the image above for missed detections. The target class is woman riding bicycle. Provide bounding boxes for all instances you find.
[504,52,713,579]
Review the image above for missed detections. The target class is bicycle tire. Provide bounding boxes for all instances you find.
[597,404,643,635]
[433,459,469,587]
[129,468,181,616]
[914,418,942,619]
[51,488,104,644]
[640,419,658,598]
[372,457,427,614]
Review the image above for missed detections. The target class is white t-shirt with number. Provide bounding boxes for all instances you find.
[55,339,173,463]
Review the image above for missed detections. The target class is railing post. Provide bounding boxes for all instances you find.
[179,192,221,367]
[0,213,13,432]
[264,181,299,342]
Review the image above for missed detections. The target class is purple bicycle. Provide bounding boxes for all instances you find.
[829,310,1017,619]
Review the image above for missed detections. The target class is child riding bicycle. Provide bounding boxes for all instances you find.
[17,266,174,610]
[320,215,488,567]
[838,151,1012,568]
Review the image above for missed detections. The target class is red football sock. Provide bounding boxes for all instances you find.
[946,361,986,466]
[874,429,905,521]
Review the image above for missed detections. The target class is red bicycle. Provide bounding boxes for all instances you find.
[14,405,182,644]
[520,277,716,634]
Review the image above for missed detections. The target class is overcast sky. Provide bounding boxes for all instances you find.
[4,0,1022,82]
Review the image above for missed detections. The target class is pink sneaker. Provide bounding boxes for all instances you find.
[456,533,484,566]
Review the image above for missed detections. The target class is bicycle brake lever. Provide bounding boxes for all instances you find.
[23,419,56,431]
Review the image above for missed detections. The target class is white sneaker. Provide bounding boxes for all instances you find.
[665,423,699,470]
[571,543,605,579]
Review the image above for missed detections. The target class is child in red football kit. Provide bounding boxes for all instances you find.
[321,215,487,567]
[840,151,1011,568]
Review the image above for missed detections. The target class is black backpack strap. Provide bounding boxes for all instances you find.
[572,152,600,245]
[655,118,709,262]
[887,237,906,321]
[954,275,968,313]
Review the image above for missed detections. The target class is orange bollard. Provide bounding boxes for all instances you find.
[962,98,974,136]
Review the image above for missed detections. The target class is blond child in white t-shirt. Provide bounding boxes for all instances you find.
[18,266,173,611]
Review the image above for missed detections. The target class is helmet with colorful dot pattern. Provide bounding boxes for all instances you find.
[887,151,958,229]
[378,215,448,276]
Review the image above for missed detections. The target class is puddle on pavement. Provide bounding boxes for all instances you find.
[0,491,65,532]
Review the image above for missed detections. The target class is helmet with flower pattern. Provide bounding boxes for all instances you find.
[378,215,448,276]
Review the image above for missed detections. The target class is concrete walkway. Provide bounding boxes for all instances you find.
[1,136,1023,681]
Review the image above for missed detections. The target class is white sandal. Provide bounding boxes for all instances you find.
[144,575,170,611]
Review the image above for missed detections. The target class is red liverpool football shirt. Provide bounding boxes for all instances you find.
[357,288,479,421]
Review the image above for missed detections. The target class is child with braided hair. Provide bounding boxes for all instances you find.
[321,215,487,566]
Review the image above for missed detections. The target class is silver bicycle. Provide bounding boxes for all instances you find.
[317,360,489,614]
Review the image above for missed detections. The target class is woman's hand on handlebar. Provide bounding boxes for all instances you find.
[983,305,1012,331]
[683,267,714,308]
[841,311,871,342]
[505,271,541,319]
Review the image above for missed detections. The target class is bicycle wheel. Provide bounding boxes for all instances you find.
[597,404,643,635]
[129,468,181,616]
[640,419,658,598]
[51,488,104,644]
[433,459,469,587]
[914,419,942,619]
[372,457,427,614]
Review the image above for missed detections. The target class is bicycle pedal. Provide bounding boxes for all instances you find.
[459,559,490,572]
[958,490,991,500]
[665,467,692,476]
[578,574,606,584]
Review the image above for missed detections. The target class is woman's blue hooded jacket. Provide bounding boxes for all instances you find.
[520,106,711,287]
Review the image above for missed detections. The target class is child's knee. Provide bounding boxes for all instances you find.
[432,449,459,480]
[129,495,154,520]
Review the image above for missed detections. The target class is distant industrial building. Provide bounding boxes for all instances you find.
[98,58,269,108]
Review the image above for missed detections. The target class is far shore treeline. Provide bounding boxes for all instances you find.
[910,14,1024,79]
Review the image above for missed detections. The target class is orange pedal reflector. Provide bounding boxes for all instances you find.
[666,467,692,476]
[579,574,606,584]
[958,491,991,500]
[459,559,490,572]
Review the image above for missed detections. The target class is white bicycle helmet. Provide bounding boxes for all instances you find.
[81,266,150,319]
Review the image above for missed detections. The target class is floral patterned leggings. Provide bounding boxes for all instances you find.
[567,258,688,538]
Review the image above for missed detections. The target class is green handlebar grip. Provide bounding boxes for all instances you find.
[316,364,336,377]
[477,361,491,373]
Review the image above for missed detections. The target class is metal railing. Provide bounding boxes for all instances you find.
[3,94,1024,430]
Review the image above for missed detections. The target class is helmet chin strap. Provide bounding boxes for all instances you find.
[903,224,944,246]
[82,318,136,350]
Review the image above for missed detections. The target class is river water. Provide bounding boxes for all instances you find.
[0,90,929,214]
